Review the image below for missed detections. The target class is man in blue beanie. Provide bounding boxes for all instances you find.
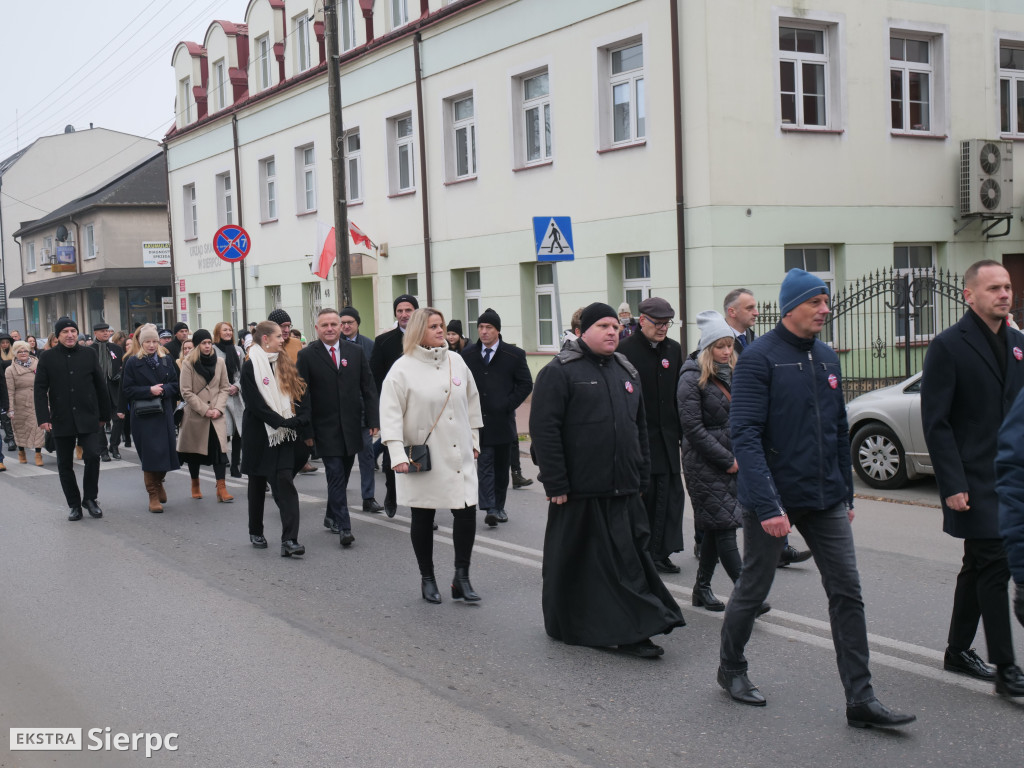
[717,268,915,728]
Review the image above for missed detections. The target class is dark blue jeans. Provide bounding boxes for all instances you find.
[323,454,356,532]
[720,502,875,706]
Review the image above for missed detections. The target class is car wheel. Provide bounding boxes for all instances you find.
[851,422,908,490]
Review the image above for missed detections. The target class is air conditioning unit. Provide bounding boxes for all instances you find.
[960,139,1013,216]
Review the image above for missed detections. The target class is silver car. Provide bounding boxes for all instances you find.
[845,372,933,490]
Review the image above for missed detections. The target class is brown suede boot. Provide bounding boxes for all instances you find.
[156,472,168,503]
[144,472,163,512]
[191,478,203,499]
[34,451,43,467]
[75,445,83,460]
[216,479,234,503]
[18,449,27,464]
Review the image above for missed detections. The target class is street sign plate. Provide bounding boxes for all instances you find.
[533,217,574,261]
[213,225,251,263]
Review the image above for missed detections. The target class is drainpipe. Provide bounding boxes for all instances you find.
[163,143,177,330]
[232,114,249,324]
[413,32,433,305]
[670,0,687,344]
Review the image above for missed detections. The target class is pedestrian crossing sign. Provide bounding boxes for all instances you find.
[533,217,574,261]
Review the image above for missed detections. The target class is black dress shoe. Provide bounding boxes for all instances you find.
[484,510,499,527]
[82,499,103,518]
[494,508,509,523]
[100,450,111,462]
[421,577,442,603]
[995,664,1024,697]
[322,516,340,534]
[778,545,812,568]
[339,530,355,547]
[655,557,681,574]
[281,540,305,557]
[68,506,83,521]
[756,602,772,617]
[250,534,268,549]
[110,448,121,460]
[432,521,439,531]
[846,699,916,728]
[717,667,766,706]
[617,639,664,658]
[363,498,384,513]
[230,466,242,478]
[943,647,995,681]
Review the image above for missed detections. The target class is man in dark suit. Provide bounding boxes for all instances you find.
[34,317,110,521]
[297,308,379,547]
[619,297,684,573]
[922,259,1024,697]
[339,306,383,513]
[91,322,124,461]
[370,294,418,517]
[462,309,533,527]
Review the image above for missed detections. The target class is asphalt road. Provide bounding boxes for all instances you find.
[1,447,1021,768]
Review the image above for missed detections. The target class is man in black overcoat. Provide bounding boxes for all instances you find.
[34,317,110,521]
[619,297,685,572]
[462,309,533,527]
[297,308,379,546]
[339,306,382,513]
[370,294,418,517]
[922,259,1024,697]
[91,322,124,461]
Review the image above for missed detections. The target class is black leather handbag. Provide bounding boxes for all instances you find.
[403,358,452,473]
[133,397,163,417]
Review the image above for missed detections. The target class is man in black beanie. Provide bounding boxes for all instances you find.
[370,293,419,516]
[462,308,532,527]
[167,322,190,360]
[530,302,683,658]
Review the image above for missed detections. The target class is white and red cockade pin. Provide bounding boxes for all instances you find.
[453,377,462,386]
[341,359,348,367]
[625,381,634,393]
[262,377,270,385]
[1014,347,1023,361]
[828,373,838,389]
[661,359,670,369]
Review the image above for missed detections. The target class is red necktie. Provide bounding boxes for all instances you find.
[330,346,338,368]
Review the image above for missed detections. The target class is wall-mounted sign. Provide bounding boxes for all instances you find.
[52,245,76,273]
[143,241,171,268]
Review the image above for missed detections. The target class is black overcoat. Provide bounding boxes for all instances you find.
[92,340,124,410]
[122,354,181,472]
[370,328,404,395]
[33,342,110,436]
[618,332,682,474]
[296,341,378,457]
[461,340,533,446]
[922,310,1024,539]
[239,359,312,477]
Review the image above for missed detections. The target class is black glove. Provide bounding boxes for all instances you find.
[1015,583,1024,629]
[280,416,301,429]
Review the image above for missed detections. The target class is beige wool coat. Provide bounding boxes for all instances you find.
[380,344,482,510]
[5,359,45,449]
[176,356,232,455]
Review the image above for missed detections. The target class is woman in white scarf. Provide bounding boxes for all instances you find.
[240,320,311,557]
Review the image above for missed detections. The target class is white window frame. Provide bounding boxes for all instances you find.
[444,92,477,181]
[536,263,556,352]
[465,270,481,340]
[180,76,192,123]
[26,242,36,273]
[84,224,97,260]
[183,184,198,239]
[511,67,553,168]
[344,129,362,203]
[622,253,651,313]
[597,36,645,148]
[784,245,835,296]
[259,157,277,221]
[341,0,357,52]
[889,22,947,137]
[216,172,233,226]
[999,38,1024,138]
[214,59,226,111]
[390,0,409,30]
[774,11,845,132]
[293,14,311,73]
[893,243,936,342]
[267,285,282,311]
[256,34,271,91]
[387,113,416,194]
[190,293,202,330]
[404,275,419,299]
[295,145,316,214]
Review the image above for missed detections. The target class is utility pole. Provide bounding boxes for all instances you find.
[324,0,352,309]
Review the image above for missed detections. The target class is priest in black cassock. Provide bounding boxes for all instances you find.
[530,302,684,659]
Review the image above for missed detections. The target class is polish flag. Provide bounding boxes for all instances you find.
[313,221,335,279]
[349,220,374,249]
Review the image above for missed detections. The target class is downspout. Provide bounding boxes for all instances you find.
[232,114,249,324]
[670,0,687,344]
[163,143,177,328]
[413,32,433,305]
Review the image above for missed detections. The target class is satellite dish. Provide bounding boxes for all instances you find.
[55,225,69,242]
[64,124,75,133]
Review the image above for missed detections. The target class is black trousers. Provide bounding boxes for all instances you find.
[410,506,476,577]
[54,432,101,507]
[477,443,512,511]
[382,451,396,506]
[248,471,301,542]
[698,528,743,582]
[948,538,1016,665]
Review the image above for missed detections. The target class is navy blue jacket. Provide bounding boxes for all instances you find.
[996,386,1024,584]
[730,322,853,521]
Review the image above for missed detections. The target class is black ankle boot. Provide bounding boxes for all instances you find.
[421,576,442,604]
[692,568,725,611]
[451,567,481,601]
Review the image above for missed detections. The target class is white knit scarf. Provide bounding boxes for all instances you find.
[249,343,296,446]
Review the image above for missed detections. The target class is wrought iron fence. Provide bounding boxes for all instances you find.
[754,267,967,401]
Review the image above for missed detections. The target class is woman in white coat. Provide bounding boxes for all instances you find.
[380,308,484,604]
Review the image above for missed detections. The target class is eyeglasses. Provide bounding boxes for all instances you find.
[643,316,674,329]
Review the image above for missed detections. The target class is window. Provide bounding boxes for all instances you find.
[391,0,409,29]
[406,275,419,297]
[465,270,481,340]
[445,94,477,180]
[341,0,357,51]
[889,35,932,132]
[180,77,192,123]
[266,285,282,312]
[259,157,277,221]
[256,34,271,91]
[26,242,36,273]
[388,114,416,194]
[191,293,202,329]
[293,15,311,72]
[183,184,197,238]
[536,263,556,351]
[517,70,552,166]
[296,145,316,213]
[609,40,645,144]
[622,253,651,312]
[216,173,233,226]
[893,244,936,340]
[784,246,834,294]
[778,25,829,127]
[1000,42,1024,137]
[344,129,362,202]
[213,60,226,111]
[84,224,96,260]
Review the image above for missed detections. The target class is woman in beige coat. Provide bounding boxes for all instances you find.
[380,308,484,604]
[5,341,46,465]
[176,329,233,502]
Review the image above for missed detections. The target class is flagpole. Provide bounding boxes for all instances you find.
[325,0,352,309]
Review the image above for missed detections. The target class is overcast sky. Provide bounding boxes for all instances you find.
[0,0,250,161]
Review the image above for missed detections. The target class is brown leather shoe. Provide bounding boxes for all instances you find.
[216,479,234,503]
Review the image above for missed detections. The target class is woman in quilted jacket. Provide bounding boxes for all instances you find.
[678,311,768,616]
